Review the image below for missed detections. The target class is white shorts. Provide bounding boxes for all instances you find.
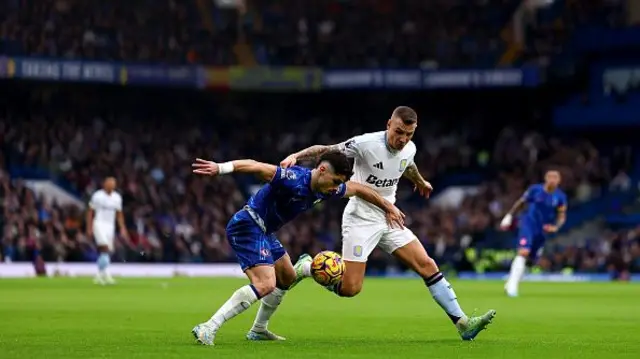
[94,225,115,251]
[341,214,418,262]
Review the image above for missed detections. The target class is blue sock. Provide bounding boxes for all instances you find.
[425,272,467,324]
[97,253,110,272]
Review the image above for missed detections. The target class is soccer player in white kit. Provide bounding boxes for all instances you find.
[246,106,496,341]
[86,177,128,285]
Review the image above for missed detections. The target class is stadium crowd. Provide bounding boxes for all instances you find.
[0,0,629,69]
[0,0,637,276]
[0,0,517,67]
[0,82,637,275]
[0,0,594,69]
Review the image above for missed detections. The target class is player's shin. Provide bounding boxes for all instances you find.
[97,252,110,276]
[206,284,261,331]
[251,286,286,332]
[425,272,468,325]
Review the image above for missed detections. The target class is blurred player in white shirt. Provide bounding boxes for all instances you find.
[86,177,128,285]
[246,106,495,341]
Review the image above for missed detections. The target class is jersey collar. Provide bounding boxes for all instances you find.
[384,132,399,155]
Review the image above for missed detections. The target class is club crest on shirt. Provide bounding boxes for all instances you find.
[281,168,297,180]
[399,159,408,172]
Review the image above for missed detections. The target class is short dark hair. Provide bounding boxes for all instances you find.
[392,106,418,125]
[317,151,353,179]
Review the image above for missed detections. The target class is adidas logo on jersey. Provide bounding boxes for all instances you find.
[365,174,399,188]
[373,162,384,170]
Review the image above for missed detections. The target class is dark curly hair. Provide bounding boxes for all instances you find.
[316,150,353,179]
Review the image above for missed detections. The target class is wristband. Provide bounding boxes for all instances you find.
[218,162,234,174]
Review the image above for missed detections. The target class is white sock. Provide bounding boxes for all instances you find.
[206,285,259,331]
[302,261,311,277]
[251,287,286,331]
[425,272,467,325]
[97,253,110,276]
[506,255,526,292]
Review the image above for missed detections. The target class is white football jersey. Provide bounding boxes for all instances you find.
[337,131,416,215]
[89,189,123,227]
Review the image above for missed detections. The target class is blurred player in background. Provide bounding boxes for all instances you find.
[86,177,128,285]
[500,170,568,297]
[249,106,496,341]
[190,152,404,346]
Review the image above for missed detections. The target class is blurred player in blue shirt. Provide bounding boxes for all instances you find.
[500,170,568,297]
[189,151,404,346]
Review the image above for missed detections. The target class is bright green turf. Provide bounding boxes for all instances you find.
[0,278,638,359]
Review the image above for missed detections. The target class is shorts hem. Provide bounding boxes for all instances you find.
[386,236,419,254]
[241,263,275,272]
[340,256,368,263]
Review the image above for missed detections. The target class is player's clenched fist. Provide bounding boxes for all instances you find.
[192,158,220,176]
[280,154,297,168]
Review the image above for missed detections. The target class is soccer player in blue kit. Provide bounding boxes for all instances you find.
[499,170,568,297]
[190,151,405,346]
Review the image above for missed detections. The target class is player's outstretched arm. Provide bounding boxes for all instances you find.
[192,158,277,182]
[344,181,405,228]
[402,163,433,198]
[499,192,528,230]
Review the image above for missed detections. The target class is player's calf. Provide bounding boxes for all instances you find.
[94,245,113,285]
[194,266,274,346]
[248,254,297,340]
[505,248,530,297]
[326,260,365,297]
[393,240,497,338]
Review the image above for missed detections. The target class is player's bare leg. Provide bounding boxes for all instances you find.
[247,254,297,341]
[94,245,114,285]
[392,240,496,341]
[324,260,367,296]
[193,265,275,346]
[505,248,529,297]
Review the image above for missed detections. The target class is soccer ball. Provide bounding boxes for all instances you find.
[310,251,345,286]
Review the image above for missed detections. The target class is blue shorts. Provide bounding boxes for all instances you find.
[226,210,286,271]
[516,221,547,261]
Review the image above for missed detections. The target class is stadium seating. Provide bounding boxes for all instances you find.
[0,80,635,274]
[0,0,638,276]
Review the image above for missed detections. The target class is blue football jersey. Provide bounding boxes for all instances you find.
[246,166,347,234]
[520,183,567,228]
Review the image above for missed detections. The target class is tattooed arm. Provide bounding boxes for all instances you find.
[402,163,433,198]
[403,163,426,185]
[281,137,360,167]
[292,144,342,161]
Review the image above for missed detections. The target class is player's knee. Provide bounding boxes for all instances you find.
[252,280,277,298]
[249,270,278,297]
[338,282,362,297]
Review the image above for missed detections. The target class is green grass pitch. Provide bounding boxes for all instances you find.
[1,277,639,359]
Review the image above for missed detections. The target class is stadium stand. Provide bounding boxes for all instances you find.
[0,81,636,275]
[0,0,638,279]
